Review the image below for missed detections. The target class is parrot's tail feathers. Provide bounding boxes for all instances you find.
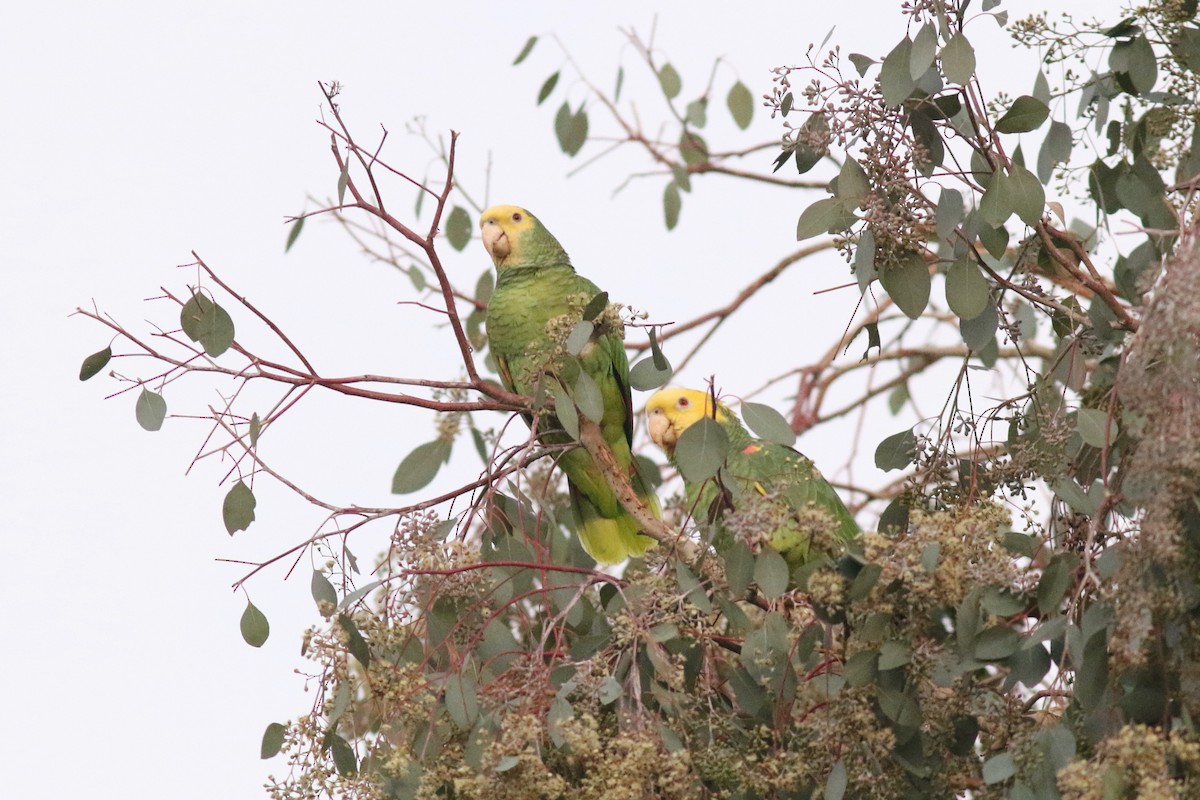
[570,487,656,565]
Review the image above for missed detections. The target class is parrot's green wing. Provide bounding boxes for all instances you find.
[687,414,858,568]
[553,293,656,564]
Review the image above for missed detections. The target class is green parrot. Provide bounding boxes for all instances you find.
[480,204,657,565]
[645,387,859,567]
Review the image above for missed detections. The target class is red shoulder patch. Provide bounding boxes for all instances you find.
[742,444,761,454]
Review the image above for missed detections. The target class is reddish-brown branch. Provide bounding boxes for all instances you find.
[194,254,318,375]
[1037,223,1139,332]
[630,239,838,352]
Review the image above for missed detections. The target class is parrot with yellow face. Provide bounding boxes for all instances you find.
[480,204,657,564]
[646,387,858,567]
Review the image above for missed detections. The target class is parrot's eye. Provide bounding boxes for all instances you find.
[511,212,523,222]
[678,398,690,408]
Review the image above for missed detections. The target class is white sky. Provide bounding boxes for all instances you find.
[4,1,1117,796]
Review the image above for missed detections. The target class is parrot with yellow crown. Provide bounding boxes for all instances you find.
[646,387,858,568]
[480,204,658,564]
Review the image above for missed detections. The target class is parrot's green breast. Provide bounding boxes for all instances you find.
[487,264,603,394]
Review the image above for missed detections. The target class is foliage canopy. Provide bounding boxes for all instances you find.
[77,2,1200,797]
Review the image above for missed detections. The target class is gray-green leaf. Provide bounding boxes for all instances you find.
[444,205,472,251]
[741,402,796,446]
[995,95,1049,133]
[261,722,286,759]
[658,63,682,99]
[223,480,257,534]
[796,197,856,239]
[727,81,753,129]
[573,371,604,424]
[875,429,917,471]
[536,71,559,105]
[675,416,729,483]
[135,388,167,432]
[240,600,269,647]
[285,216,304,252]
[880,36,917,107]
[1007,162,1046,226]
[1076,408,1117,448]
[754,547,789,599]
[629,356,672,391]
[945,258,990,320]
[566,321,594,356]
[512,36,537,65]
[391,439,452,494]
[180,292,235,357]
[878,251,931,319]
[311,570,338,613]
[940,32,976,85]
[554,102,588,157]
[79,346,112,381]
[663,181,682,231]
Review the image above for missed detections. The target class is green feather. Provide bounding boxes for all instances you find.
[688,409,858,568]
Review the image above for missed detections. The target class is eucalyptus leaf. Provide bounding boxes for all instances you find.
[727,81,754,129]
[875,429,917,471]
[512,36,537,65]
[327,732,357,776]
[796,197,856,239]
[741,402,796,446]
[554,102,588,157]
[835,157,870,205]
[392,439,452,494]
[1038,120,1073,182]
[974,626,1021,660]
[573,371,605,424]
[223,480,257,534]
[79,346,112,381]
[910,22,937,81]
[444,670,480,729]
[285,216,304,252]
[663,181,682,230]
[444,205,472,251]
[629,356,672,391]
[878,251,931,319]
[1007,163,1046,226]
[945,258,990,320]
[826,759,848,800]
[960,301,998,351]
[754,547,789,599]
[581,291,609,321]
[240,600,269,647]
[261,722,286,759]
[983,752,1016,784]
[674,416,729,483]
[536,71,559,105]
[565,321,594,356]
[995,95,1049,133]
[311,570,338,613]
[135,388,167,431]
[337,613,371,666]
[658,63,682,99]
[880,36,917,107]
[1076,408,1117,448]
[941,32,976,85]
[937,188,964,242]
[1037,553,1080,613]
[878,640,912,670]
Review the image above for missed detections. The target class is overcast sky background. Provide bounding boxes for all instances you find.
[4,1,1117,796]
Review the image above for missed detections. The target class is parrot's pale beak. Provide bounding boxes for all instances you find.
[481,221,510,263]
[647,409,675,455]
